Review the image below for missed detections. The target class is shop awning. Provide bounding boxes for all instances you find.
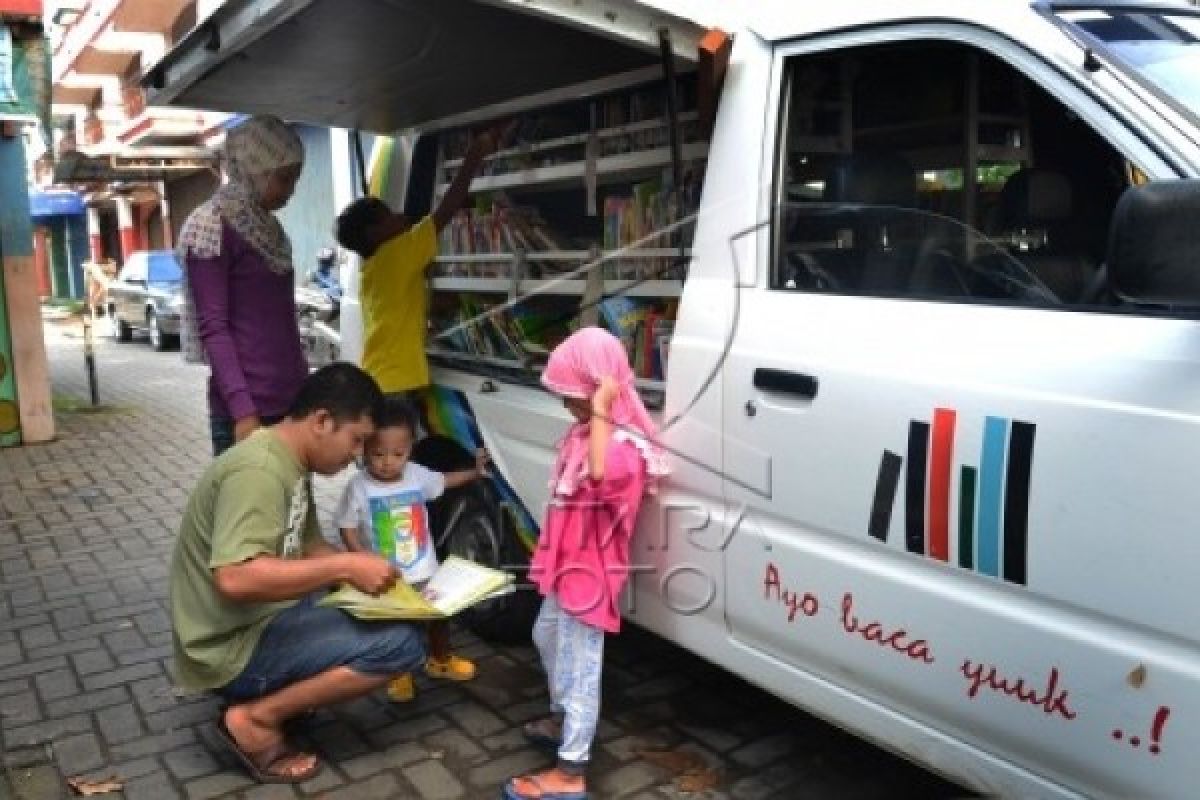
[28,189,84,217]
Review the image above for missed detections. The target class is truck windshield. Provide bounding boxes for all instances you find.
[1056,8,1200,119]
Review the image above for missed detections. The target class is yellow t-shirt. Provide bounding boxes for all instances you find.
[360,215,438,393]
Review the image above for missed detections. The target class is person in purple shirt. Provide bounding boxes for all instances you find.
[177,116,310,456]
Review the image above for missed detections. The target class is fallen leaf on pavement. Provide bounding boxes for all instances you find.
[66,775,124,796]
[635,747,705,773]
[677,767,721,793]
[634,748,721,794]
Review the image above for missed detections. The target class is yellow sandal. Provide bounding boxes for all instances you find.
[386,673,415,702]
[425,654,476,682]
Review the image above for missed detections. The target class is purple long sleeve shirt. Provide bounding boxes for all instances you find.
[185,222,308,422]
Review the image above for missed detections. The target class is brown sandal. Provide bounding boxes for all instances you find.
[215,718,322,784]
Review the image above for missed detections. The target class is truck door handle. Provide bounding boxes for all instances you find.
[753,368,818,399]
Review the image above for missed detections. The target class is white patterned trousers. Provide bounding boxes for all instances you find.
[532,593,606,768]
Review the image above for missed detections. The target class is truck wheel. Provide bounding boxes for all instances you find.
[416,434,539,643]
[442,497,539,643]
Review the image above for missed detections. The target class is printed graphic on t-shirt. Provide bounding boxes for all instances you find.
[281,477,308,559]
[368,490,430,572]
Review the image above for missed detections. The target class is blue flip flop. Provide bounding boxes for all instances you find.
[501,775,589,800]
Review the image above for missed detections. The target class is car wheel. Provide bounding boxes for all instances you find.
[109,306,132,342]
[148,310,172,352]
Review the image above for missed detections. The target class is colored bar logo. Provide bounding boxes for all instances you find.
[868,409,1035,585]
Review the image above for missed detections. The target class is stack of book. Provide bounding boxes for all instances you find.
[432,296,554,363]
[436,205,574,278]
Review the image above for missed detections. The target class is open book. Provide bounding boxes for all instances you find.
[319,556,516,621]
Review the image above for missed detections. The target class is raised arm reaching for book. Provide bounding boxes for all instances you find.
[433,120,517,231]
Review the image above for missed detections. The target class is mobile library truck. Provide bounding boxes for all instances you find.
[145,1,1200,795]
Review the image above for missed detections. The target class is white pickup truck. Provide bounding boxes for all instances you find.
[147,1,1200,795]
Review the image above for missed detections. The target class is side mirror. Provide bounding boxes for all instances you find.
[1108,180,1200,307]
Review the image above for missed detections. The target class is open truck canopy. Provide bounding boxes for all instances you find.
[142,0,720,133]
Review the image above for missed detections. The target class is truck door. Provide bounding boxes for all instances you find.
[721,32,1200,797]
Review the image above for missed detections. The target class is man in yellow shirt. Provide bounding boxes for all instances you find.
[335,125,507,395]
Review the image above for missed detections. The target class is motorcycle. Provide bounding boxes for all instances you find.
[296,248,342,367]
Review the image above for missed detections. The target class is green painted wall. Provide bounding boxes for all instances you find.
[0,255,17,447]
[0,139,33,258]
[0,126,33,446]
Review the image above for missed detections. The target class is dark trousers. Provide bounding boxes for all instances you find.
[210,414,284,457]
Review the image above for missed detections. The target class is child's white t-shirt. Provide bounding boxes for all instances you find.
[334,463,446,583]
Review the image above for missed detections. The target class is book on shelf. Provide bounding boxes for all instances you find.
[639,309,661,378]
[596,296,674,381]
[436,205,576,278]
[440,83,700,175]
[652,316,673,380]
[598,295,647,339]
[319,556,515,621]
[431,295,554,364]
[602,169,700,280]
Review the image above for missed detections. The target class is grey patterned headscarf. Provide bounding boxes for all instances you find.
[176,115,305,362]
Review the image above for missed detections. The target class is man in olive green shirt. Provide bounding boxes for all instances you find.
[170,363,425,784]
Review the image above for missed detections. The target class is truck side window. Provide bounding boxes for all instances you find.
[772,41,1130,309]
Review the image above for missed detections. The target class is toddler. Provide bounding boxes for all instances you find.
[335,395,489,701]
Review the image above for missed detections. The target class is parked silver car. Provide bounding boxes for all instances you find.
[105,250,184,351]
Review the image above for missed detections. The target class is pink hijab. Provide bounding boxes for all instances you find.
[541,327,670,496]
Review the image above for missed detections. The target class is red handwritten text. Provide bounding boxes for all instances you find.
[960,660,1077,721]
[763,563,819,622]
[840,593,935,664]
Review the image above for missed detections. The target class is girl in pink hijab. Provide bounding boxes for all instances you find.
[506,327,668,800]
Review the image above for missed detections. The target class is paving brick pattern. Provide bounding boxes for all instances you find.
[0,319,968,799]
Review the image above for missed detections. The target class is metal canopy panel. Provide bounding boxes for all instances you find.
[145,0,703,133]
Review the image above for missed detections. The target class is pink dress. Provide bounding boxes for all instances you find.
[530,437,648,633]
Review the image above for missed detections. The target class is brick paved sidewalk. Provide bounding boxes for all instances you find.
[0,318,965,799]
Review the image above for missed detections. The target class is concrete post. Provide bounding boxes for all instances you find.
[87,206,104,262]
[158,182,173,249]
[0,130,53,444]
[116,195,136,262]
